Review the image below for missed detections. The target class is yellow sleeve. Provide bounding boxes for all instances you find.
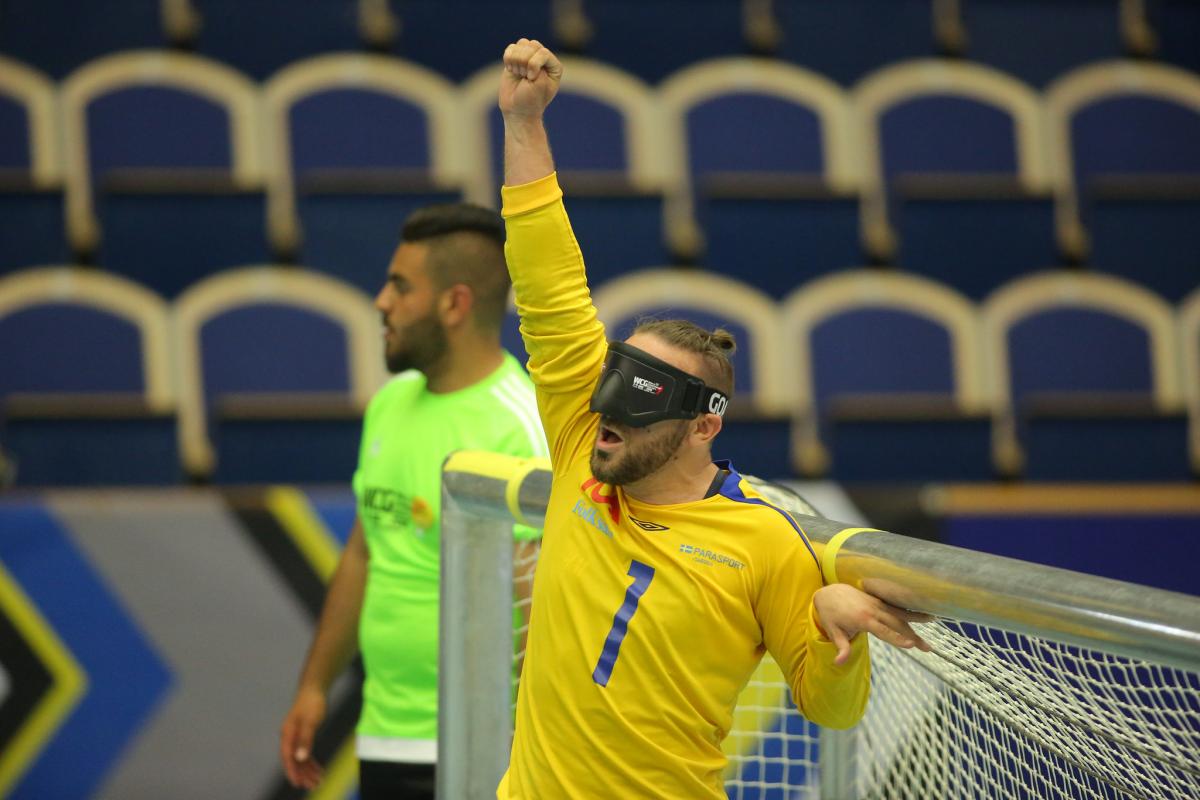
[756,539,871,730]
[501,173,608,471]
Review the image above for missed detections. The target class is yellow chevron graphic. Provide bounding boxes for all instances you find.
[0,561,87,796]
[309,741,359,800]
[265,487,341,582]
[264,487,357,800]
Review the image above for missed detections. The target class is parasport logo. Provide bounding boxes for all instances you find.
[632,376,665,395]
[680,543,745,570]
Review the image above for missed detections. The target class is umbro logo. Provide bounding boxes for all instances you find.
[629,516,669,532]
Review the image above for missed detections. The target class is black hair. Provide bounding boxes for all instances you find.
[402,203,505,247]
[400,204,509,332]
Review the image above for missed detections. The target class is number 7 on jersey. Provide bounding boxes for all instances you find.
[592,560,655,686]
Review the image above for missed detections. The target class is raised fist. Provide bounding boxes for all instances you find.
[499,38,562,118]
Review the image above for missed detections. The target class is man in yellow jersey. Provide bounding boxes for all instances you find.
[496,39,932,798]
[277,204,545,799]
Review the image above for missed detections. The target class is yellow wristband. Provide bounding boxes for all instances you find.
[821,527,876,585]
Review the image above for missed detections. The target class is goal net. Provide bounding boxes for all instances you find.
[444,454,1200,800]
[858,621,1200,800]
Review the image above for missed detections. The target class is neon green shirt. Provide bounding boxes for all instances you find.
[352,352,545,745]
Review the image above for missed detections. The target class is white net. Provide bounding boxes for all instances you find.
[859,620,1200,800]
[511,538,539,697]
[722,656,820,799]
[508,565,1200,799]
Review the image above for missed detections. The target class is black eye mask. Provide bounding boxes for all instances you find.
[588,341,729,428]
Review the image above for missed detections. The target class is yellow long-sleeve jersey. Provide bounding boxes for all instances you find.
[499,173,870,798]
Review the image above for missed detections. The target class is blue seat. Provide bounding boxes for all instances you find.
[566,0,746,84]
[959,0,1126,87]
[0,0,165,79]
[1047,61,1200,301]
[174,266,383,481]
[264,54,464,294]
[659,59,862,297]
[463,58,669,287]
[593,269,793,477]
[184,0,363,80]
[1181,286,1200,477]
[0,57,68,271]
[1148,0,1200,75]
[0,267,178,484]
[781,270,992,480]
[856,59,1056,298]
[983,271,1188,480]
[61,51,270,297]
[382,0,554,82]
[772,0,938,87]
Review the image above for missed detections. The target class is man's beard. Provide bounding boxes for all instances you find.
[385,311,448,374]
[590,419,689,486]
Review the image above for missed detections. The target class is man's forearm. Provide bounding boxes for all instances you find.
[504,115,555,187]
[296,521,368,694]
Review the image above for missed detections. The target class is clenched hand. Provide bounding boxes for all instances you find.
[500,38,563,119]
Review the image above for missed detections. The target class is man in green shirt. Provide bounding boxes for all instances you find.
[279,204,546,799]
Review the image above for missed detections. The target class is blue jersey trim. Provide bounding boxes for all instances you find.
[715,460,823,577]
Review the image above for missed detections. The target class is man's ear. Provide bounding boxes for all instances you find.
[692,412,723,445]
[439,284,475,328]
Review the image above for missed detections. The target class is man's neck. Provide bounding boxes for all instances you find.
[424,340,505,394]
[624,458,720,506]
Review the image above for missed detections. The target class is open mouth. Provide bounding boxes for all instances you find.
[596,422,625,451]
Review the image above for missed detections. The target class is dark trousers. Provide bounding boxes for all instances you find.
[358,760,436,800]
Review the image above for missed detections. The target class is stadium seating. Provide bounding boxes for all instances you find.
[263,54,464,293]
[592,269,792,476]
[61,51,270,297]
[770,0,940,87]
[383,0,556,82]
[780,269,992,480]
[563,0,747,84]
[854,59,1056,298]
[1046,61,1200,301]
[462,57,670,286]
[182,0,364,81]
[1149,0,1200,75]
[959,0,1127,87]
[173,267,384,482]
[0,56,68,271]
[658,58,861,297]
[1,0,1198,486]
[0,0,167,79]
[0,267,178,484]
[1181,286,1200,476]
[982,271,1189,480]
